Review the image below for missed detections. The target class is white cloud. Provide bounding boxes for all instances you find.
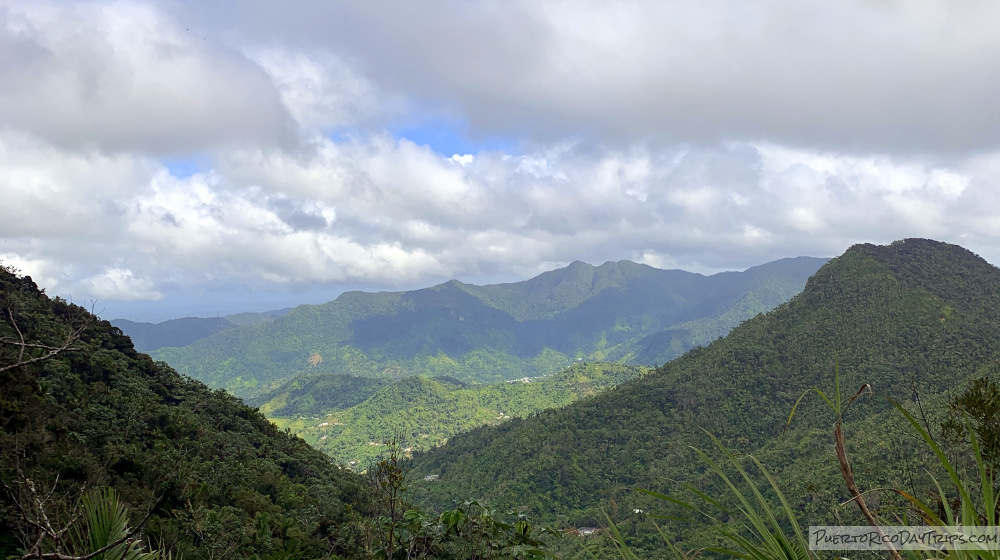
[0,0,294,154]
[4,121,1000,308]
[0,131,154,239]
[189,0,1000,154]
[5,0,1000,317]
[247,47,391,131]
[451,154,474,167]
[84,268,162,301]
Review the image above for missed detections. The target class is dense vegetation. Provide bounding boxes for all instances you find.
[15,238,997,558]
[153,257,825,399]
[0,268,374,558]
[0,267,566,559]
[253,363,648,466]
[407,239,1000,552]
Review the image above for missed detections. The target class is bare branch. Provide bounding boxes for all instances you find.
[0,339,87,351]
[8,303,25,363]
[0,313,91,374]
[17,489,163,560]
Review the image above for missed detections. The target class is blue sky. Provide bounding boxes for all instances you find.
[387,117,519,158]
[2,0,999,322]
[163,156,213,179]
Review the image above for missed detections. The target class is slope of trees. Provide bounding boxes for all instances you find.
[408,239,1000,550]
[0,267,374,559]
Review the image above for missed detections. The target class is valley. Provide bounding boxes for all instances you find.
[7,239,1000,559]
[251,363,648,466]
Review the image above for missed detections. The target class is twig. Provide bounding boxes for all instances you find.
[0,315,91,374]
[834,385,903,560]
[8,303,25,363]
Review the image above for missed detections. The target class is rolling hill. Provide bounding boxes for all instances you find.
[154,257,826,399]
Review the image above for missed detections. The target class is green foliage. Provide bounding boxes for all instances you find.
[392,501,554,560]
[942,375,1000,470]
[623,381,1000,560]
[248,372,387,417]
[71,488,165,560]
[262,363,647,466]
[0,269,374,559]
[366,438,554,559]
[151,258,824,398]
[406,239,1000,553]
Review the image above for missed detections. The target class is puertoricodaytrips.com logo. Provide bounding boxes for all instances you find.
[809,526,1000,551]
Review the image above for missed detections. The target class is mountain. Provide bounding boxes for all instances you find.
[406,239,1000,537]
[0,268,373,558]
[250,362,648,466]
[111,308,290,352]
[154,257,827,398]
[110,317,236,352]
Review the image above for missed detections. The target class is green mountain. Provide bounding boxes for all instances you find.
[0,268,374,558]
[154,257,826,399]
[111,308,290,352]
[251,362,648,466]
[406,239,1000,539]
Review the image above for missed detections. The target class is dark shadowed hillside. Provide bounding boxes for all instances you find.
[111,308,290,352]
[110,317,237,351]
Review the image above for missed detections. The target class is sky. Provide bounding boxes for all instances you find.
[2,0,1000,321]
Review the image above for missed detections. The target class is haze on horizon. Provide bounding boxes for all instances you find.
[2,0,1000,321]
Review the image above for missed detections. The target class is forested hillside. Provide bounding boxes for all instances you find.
[0,268,374,558]
[408,239,1000,546]
[252,363,648,466]
[154,257,825,398]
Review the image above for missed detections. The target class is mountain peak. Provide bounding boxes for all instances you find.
[847,238,984,262]
[835,238,997,311]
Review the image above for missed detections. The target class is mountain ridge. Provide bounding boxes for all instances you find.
[407,239,1000,534]
[111,308,291,351]
[154,257,827,398]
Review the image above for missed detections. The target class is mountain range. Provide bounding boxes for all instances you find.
[150,257,827,399]
[406,239,1000,550]
[110,308,290,352]
[6,239,999,558]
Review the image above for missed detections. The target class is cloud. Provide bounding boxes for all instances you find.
[184,0,1000,154]
[5,0,1000,317]
[1,122,998,305]
[0,0,294,154]
[84,267,162,301]
[0,131,154,240]
[247,47,391,131]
